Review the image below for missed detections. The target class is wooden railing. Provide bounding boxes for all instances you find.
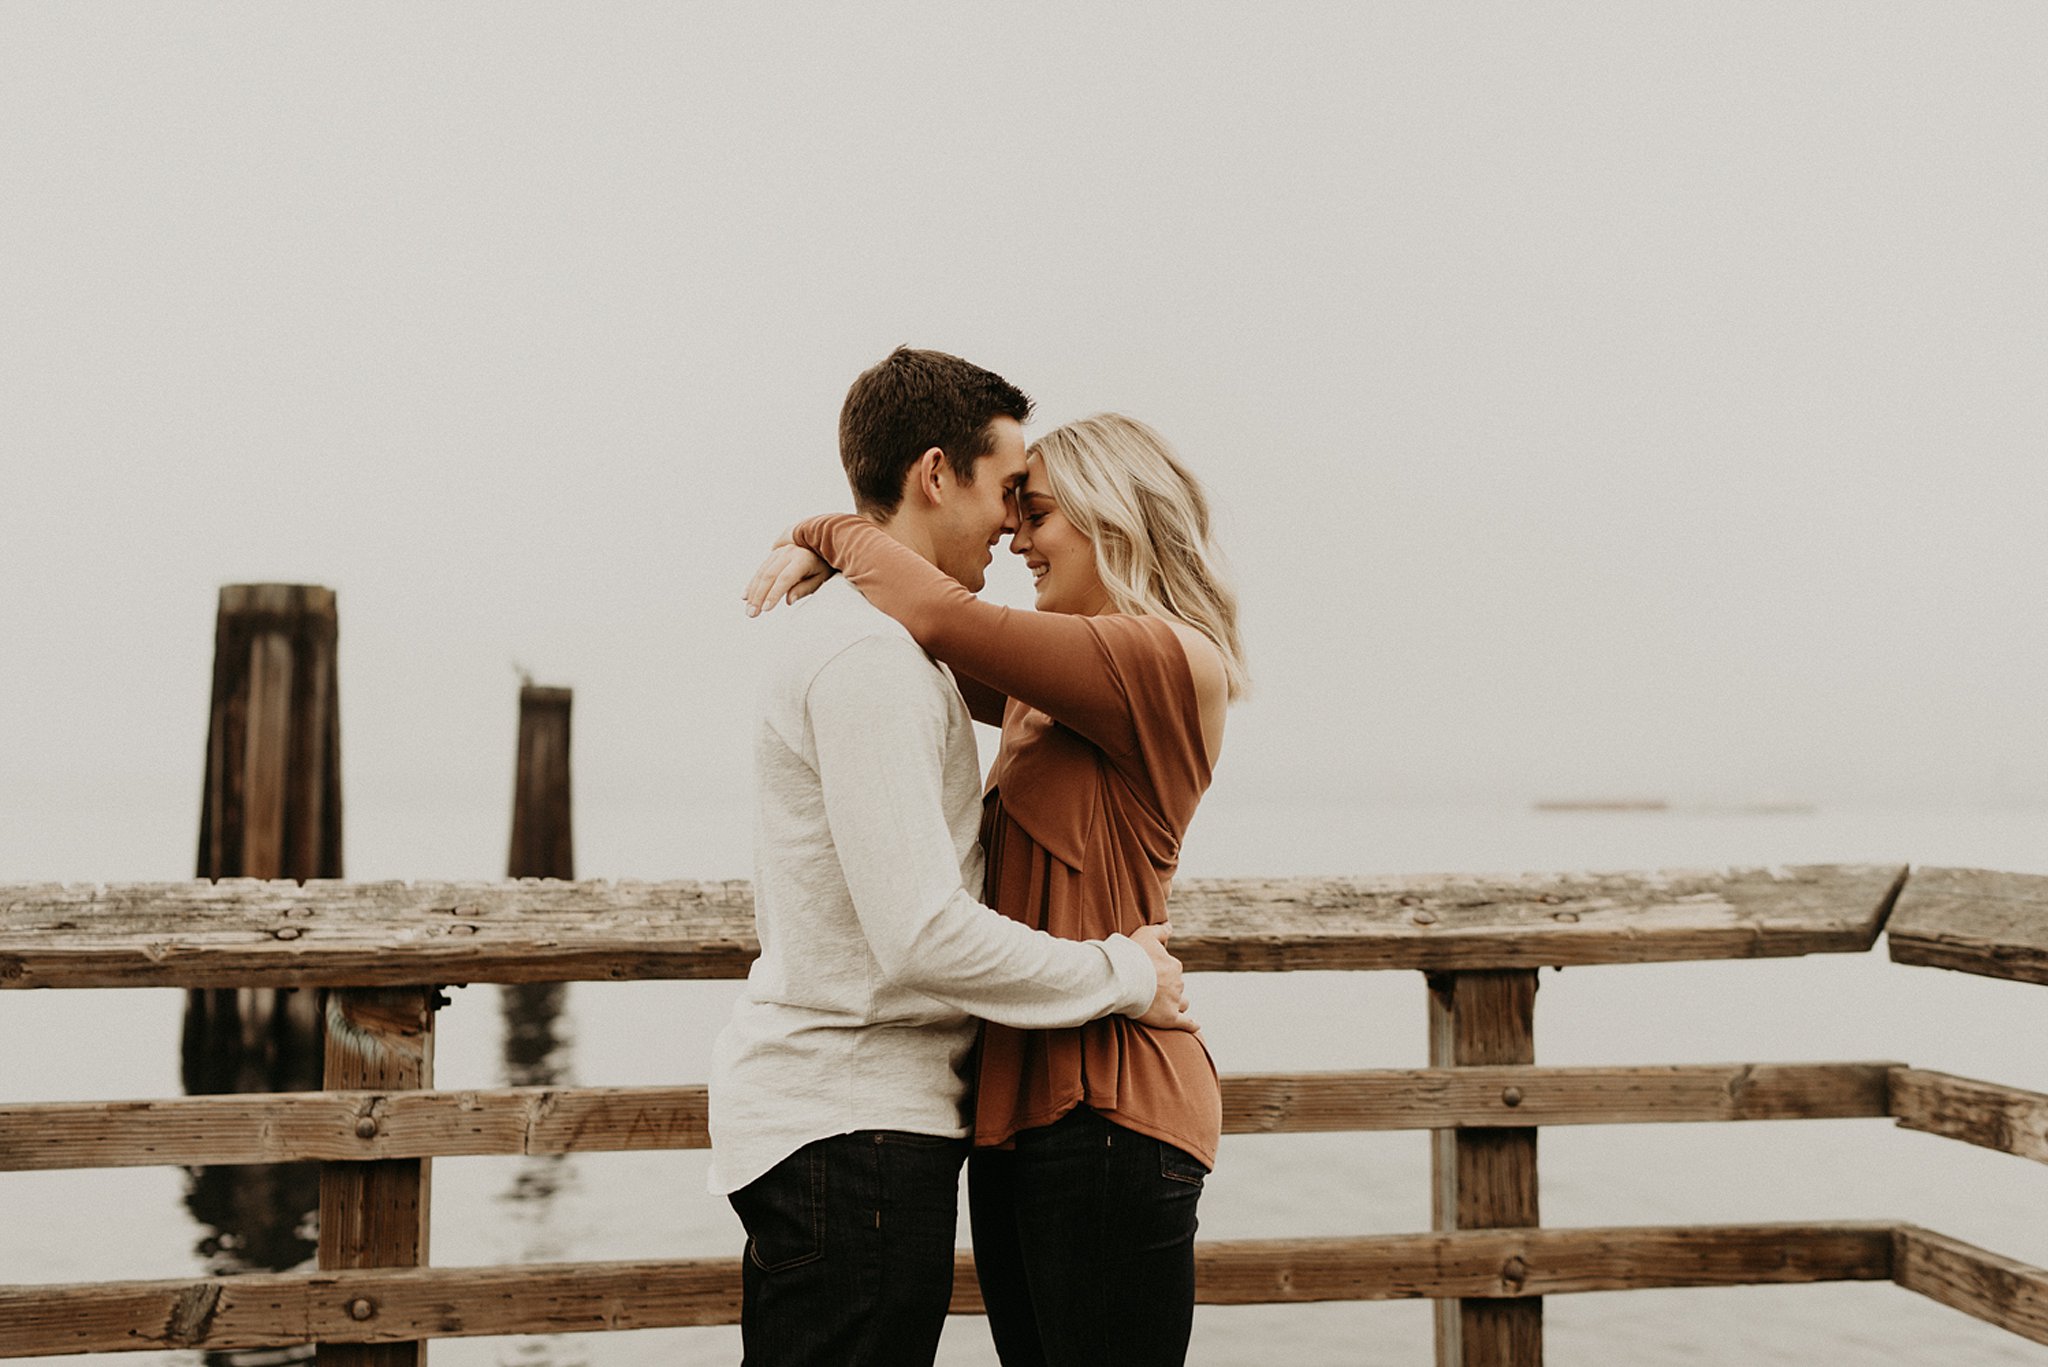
[3,863,2046,1364]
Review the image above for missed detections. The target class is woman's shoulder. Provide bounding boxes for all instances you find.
[1102,614,1228,757]
[1152,618,1227,708]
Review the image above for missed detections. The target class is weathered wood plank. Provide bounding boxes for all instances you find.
[316,989,434,1367]
[1892,1225,2048,1347]
[1222,1060,1890,1132]
[0,1085,709,1170]
[1887,867,2048,987]
[1889,1068,2048,1166]
[0,1223,1898,1356]
[0,864,1906,989]
[1430,970,1542,1365]
[0,880,759,989]
[0,1063,1898,1172]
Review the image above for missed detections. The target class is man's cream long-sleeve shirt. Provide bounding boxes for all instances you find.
[707,577,1156,1195]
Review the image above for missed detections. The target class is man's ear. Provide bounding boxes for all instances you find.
[908,447,948,508]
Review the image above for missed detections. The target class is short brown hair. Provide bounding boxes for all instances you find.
[838,347,1033,516]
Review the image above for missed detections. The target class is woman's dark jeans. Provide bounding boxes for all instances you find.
[968,1106,1206,1367]
[728,1129,968,1367]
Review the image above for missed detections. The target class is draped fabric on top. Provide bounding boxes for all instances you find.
[791,514,1223,1168]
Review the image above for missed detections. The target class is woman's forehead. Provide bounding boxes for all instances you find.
[1021,457,1055,497]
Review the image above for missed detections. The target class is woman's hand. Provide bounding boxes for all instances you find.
[743,542,833,616]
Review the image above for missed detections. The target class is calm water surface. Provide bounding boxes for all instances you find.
[5,801,2047,1365]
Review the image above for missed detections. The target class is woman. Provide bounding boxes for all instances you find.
[750,413,1247,1366]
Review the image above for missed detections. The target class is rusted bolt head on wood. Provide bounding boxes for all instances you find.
[1409,910,1437,926]
[1502,1256,1528,1285]
[1551,910,1579,923]
[347,1297,376,1321]
[1501,1086,1523,1107]
[354,1116,379,1139]
[272,926,303,941]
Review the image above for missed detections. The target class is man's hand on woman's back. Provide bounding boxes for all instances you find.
[1130,923,1197,1032]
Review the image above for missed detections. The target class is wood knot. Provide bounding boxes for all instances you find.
[1409,910,1437,926]
[0,956,24,982]
[165,1282,223,1343]
[1501,1086,1523,1108]
[447,923,478,936]
[355,1116,380,1139]
[348,1297,377,1322]
[272,926,303,940]
[1551,910,1579,923]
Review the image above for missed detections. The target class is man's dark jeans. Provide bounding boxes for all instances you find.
[728,1129,968,1367]
[968,1105,1205,1367]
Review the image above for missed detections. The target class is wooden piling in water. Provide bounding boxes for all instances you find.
[185,583,342,1277]
[507,684,573,882]
[197,584,343,883]
[503,683,574,1085]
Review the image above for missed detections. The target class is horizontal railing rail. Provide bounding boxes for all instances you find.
[3,863,2045,1363]
[0,1062,1904,1171]
[0,863,1907,986]
[0,1223,1908,1354]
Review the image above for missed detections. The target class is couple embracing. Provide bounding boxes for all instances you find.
[708,347,1248,1366]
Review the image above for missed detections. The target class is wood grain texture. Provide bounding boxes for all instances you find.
[0,1224,1898,1356]
[1886,867,2048,987]
[1892,1225,2048,1347]
[1889,1068,2048,1166]
[316,989,434,1367]
[1430,970,1542,1365]
[0,863,1906,990]
[0,1063,1898,1173]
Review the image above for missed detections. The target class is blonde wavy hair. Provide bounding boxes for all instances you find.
[1030,413,1249,700]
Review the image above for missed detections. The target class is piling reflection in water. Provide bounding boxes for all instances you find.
[181,987,323,1277]
[497,981,588,1367]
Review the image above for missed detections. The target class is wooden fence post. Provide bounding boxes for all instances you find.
[318,987,436,1367]
[1430,969,1542,1367]
[185,583,341,1277]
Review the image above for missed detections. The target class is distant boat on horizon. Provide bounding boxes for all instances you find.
[1532,798,1818,816]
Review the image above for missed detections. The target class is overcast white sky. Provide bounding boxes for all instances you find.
[3,4,2044,882]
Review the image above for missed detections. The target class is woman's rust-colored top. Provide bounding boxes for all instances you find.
[792,514,1222,1168]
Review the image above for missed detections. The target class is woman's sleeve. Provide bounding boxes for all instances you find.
[791,513,1141,755]
[952,671,1009,728]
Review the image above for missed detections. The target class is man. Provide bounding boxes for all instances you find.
[708,346,1194,1366]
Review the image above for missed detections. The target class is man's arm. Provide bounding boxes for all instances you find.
[807,636,1190,1030]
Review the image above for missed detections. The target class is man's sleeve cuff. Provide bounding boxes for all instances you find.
[1102,933,1157,1016]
